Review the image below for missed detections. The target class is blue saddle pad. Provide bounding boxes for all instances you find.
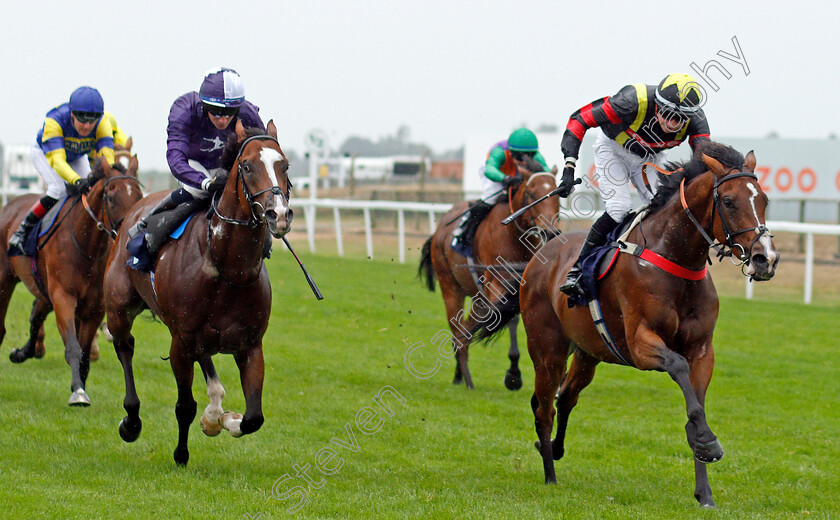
[8,196,72,258]
[126,214,196,272]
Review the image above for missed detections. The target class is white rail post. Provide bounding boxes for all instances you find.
[398,209,405,263]
[363,207,373,259]
[745,277,754,300]
[428,211,436,234]
[333,206,343,257]
[804,232,814,304]
[305,204,316,253]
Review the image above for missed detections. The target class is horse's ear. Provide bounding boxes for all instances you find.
[128,154,139,172]
[743,150,756,172]
[235,120,247,143]
[100,156,111,176]
[551,164,559,175]
[701,154,726,176]
[124,136,133,152]
[266,119,277,139]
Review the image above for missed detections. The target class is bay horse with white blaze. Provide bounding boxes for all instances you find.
[0,157,142,405]
[474,143,779,507]
[419,156,561,389]
[104,120,292,466]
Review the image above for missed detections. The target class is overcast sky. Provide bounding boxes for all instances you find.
[2,1,836,171]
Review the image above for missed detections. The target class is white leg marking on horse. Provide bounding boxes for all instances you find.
[220,411,244,438]
[260,148,288,214]
[200,376,225,436]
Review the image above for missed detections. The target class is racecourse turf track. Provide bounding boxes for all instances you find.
[0,251,837,519]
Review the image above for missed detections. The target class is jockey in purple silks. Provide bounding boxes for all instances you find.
[130,67,265,253]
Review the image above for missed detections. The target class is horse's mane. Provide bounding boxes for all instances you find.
[647,141,745,213]
[87,159,127,185]
[219,127,265,171]
[521,154,547,174]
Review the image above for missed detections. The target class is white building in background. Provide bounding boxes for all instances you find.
[1,144,44,204]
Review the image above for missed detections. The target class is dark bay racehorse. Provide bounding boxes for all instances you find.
[474,143,779,506]
[0,157,142,405]
[419,157,561,389]
[104,120,292,465]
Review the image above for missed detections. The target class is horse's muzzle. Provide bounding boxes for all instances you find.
[747,251,779,281]
[266,208,293,238]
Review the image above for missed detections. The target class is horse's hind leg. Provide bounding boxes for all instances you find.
[197,357,225,437]
[170,340,197,466]
[10,298,52,364]
[552,347,599,461]
[504,315,522,390]
[234,345,265,436]
[0,259,16,348]
[440,282,472,388]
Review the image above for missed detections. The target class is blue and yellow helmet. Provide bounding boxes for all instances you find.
[69,86,104,114]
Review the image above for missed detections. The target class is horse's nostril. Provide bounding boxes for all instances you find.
[752,254,768,266]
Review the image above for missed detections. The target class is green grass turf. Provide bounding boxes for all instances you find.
[0,251,837,519]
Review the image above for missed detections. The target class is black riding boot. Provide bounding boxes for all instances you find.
[8,196,57,254]
[144,196,207,255]
[128,191,181,241]
[451,201,494,254]
[558,212,619,297]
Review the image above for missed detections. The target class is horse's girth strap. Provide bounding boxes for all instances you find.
[616,241,708,281]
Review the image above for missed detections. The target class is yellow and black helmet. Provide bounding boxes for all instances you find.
[655,74,703,115]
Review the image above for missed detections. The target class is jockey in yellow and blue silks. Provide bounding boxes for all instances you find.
[555,73,711,298]
[9,86,115,253]
[450,128,549,255]
[89,112,130,162]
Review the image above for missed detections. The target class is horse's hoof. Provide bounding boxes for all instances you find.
[68,388,91,407]
[220,411,244,438]
[504,370,523,391]
[34,343,46,359]
[9,348,31,364]
[694,438,724,463]
[119,416,142,442]
[173,447,189,466]
[200,414,222,437]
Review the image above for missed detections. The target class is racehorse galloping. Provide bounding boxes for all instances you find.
[474,143,778,506]
[419,156,560,389]
[0,157,142,405]
[104,120,292,466]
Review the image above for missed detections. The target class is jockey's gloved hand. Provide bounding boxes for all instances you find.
[556,165,581,198]
[201,173,229,193]
[68,177,92,196]
[502,175,523,189]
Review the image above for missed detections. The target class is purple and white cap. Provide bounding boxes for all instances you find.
[199,67,245,108]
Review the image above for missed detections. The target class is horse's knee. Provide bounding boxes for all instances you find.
[241,414,264,435]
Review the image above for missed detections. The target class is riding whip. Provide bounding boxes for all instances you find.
[282,237,324,300]
[445,187,507,226]
[501,186,566,225]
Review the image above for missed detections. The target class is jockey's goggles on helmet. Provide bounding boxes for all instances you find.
[511,151,536,161]
[204,104,240,118]
[72,111,102,124]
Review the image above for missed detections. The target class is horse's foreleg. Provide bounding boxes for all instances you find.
[51,291,88,406]
[687,343,717,507]
[235,346,265,436]
[528,335,569,484]
[76,317,102,387]
[170,342,196,466]
[0,268,17,349]
[634,328,721,507]
[197,357,225,437]
[553,347,598,461]
[504,315,522,390]
[10,298,51,364]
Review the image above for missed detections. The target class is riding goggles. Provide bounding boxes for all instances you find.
[72,111,102,124]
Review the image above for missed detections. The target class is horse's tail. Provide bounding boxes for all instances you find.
[418,236,436,292]
[471,289,521,344]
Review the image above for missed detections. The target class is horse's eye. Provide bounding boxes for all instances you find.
[722,197,735,209]
[241,162,251,173]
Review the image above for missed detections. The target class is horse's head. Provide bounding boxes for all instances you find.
[225,120,292,238]
[511,156,561,238]
[702,150,779,281]
[89,155,143,236]
[114,137,133,168]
